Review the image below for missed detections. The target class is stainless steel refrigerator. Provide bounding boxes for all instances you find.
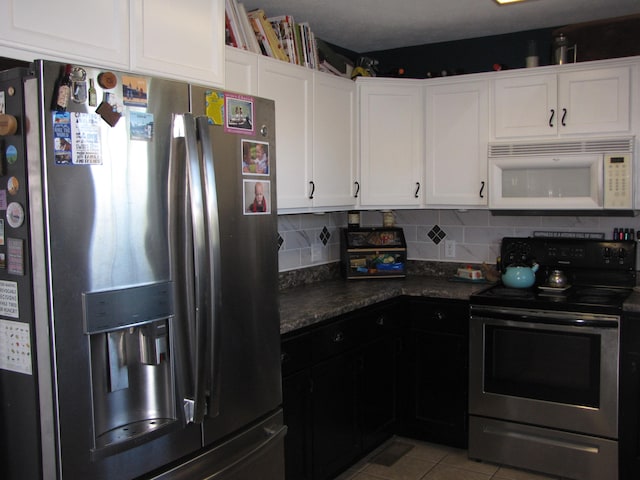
[0,60,284,479]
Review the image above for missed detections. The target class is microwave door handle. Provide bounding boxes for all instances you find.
[195,116,223,419]
[183,113,211,424]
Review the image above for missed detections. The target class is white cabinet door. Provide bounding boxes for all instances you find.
[312,74,357,209]
[225,46,258,95]
[425,80,488,206]
[359,80,424,207]
[130,0,224,86]
[0,0,130,68]
[558,66,630,136]
[493,73,557,139]
[258,58,313,210]
[493,65,632,140]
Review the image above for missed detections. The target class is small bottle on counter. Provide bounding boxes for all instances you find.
[347,210,360,230]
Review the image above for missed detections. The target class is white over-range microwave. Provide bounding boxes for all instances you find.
[488,137,635,213]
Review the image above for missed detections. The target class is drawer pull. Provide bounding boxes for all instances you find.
[332,331,345,343]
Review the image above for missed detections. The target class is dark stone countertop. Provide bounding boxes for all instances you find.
[278,275,489,335]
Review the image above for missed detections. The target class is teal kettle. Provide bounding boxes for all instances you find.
[501,262,539,288]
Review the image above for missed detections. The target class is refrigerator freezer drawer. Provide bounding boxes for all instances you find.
[151,409,287,480]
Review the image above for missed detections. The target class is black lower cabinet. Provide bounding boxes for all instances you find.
[281,333,313,480]
[281,296,469,480]
[311,351,360,480]
[359,333,400,452]
[620,313,640,480]
[398,298,469,448]
[281,300,402,480]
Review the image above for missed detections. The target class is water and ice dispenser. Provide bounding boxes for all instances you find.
[83,282,180,457]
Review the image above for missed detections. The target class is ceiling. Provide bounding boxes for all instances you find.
[239,0,640,52]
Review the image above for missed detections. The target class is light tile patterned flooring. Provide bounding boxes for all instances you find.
[334,436,565,480]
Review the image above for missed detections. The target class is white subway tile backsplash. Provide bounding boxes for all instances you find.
[277,210,637,271]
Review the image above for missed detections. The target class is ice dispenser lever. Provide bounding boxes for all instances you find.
[107,330,129,392]
[139,322,168,365]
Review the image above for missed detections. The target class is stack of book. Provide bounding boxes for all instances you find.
[225,0,323,72]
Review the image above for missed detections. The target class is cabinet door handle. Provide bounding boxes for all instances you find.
[376,316,385,326]
[479,181,485,198]
[414,182,421,198]
[280,352,290,364]
[354,181,360,198]
[308,181,315,199]
[561,108,567,126]
[332,331,345,343]
[549,109,555,127]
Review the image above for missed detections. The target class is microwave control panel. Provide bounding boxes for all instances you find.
[603,153,632,209]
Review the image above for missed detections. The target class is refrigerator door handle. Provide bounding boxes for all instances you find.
[195,116,223,419]
[182,113,212,423]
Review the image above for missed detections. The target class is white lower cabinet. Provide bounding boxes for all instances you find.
[358,79,424,208]
[425,79,488,206]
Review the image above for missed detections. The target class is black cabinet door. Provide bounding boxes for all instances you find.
[282,369,313,480]
[311,351,360,480]
[359,334,399,452]
[401,298,469,448]
[620,314,640,480]
[408,330,467,447]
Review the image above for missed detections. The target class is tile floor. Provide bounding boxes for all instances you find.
[334,436,567,480]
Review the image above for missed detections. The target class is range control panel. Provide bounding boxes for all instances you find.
[501,237,637,270]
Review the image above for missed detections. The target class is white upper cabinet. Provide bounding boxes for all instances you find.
[0,0,130,68]
[258,57,314,210]
[358,79,424,207]
[0,0,225,86]
[130,0,225,86]
[311,74,357,209]
[225,46,258,95]
[493,64,631,139]
[425,79,489,206]
[238,52,356,212]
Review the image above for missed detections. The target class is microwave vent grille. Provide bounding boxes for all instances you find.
[489,137,634,157]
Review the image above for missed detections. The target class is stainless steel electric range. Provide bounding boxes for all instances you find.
[469,236,637,480]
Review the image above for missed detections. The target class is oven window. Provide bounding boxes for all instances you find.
[484,325,601,407]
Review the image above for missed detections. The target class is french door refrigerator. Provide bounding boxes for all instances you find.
[0,60,285,480]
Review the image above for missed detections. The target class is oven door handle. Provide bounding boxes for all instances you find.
[470,306,619,328]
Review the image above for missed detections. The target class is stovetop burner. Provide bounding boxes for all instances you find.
[474,284,632,313]
[472,237,637,314]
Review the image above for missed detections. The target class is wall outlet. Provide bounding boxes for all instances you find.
[311,244,323,262]
[445,239,456,258]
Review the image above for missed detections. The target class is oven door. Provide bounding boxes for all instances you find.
[469,306,619,439]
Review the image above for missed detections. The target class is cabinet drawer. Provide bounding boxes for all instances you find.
[408,299,469,335]
[359,304,402,344]
[281,333,312,377]
[312,317,360,362]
